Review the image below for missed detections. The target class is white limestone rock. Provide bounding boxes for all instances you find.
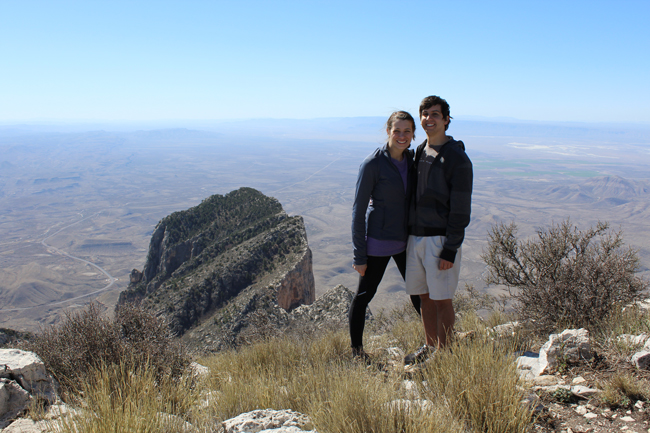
[189,361,209,378]
[0,378,31,429]
[1,417,52,433]
[222,409,314,433]
[571,385,601,398]
[538,329,592,375]
[571,376,586,385]
[631,351,650,370]
[490,321,520,337]
[0,349,57,403]
[636,298,650,311]
[618,333,649,346]
[516,351,541,380]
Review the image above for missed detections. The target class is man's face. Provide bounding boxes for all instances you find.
[420,104,449,135]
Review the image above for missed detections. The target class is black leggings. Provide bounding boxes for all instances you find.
[348,251,421,349]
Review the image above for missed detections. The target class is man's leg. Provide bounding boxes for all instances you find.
[419,294,438,347]
[434,299,455,348]
[420,296,455,348]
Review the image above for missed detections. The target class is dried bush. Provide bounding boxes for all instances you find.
[482,220,648,334]
[23,302,190,395]
[114,303,190,380]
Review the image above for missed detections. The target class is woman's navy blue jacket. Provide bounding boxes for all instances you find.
[352,144,414,266]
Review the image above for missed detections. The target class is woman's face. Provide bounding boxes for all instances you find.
[387,119,414,153]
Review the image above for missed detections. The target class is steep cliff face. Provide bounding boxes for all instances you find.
[276,248,315,310]
[118,187,316,342]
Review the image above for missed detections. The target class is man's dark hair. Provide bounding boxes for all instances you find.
[419,95,452,131]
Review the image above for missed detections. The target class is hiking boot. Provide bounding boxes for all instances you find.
[404,345,432,365]
[352,346,371,364]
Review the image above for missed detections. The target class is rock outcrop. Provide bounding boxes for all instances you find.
[183,284,356,353]
[517,328,593,380]
[118,188,316,351]
[222,409,315,433]
[0,349,57,429]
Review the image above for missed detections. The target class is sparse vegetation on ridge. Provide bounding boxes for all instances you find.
[22,299,536,433]
[21,302,190,396]
[15,218,649,432]
[21,288,650,433]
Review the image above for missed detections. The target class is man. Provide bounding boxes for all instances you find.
[404,95,473,364]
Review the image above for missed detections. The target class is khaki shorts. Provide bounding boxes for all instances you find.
[405,235,461,300]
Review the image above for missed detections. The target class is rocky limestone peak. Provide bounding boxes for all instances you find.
[118,187,316,343]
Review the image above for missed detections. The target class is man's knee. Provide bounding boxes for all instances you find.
[433,298,453,308]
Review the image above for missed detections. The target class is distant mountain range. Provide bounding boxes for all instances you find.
[542,175,650,206]
[3,118,649,144]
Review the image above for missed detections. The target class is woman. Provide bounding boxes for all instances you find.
[349,111,421,359]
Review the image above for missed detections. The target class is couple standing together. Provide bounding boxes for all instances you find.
[350,95,473,365]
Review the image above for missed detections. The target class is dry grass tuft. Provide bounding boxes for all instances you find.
[419,334,534,433]
[53,361,200,433]
[599,372,649,409]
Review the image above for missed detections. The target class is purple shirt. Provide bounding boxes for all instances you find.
[367,155,408,257]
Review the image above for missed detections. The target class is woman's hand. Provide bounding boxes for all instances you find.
[353,263,367,276]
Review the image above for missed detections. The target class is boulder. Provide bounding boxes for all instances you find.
[0,378,31,429]
[222,409,314,433]
[0,349,57,403]
[129,269,143,284]
[532,375,560,387]
[631,351,650,370]
[538,329,592,374]
[516,351,542,380]
[516,329,592,378]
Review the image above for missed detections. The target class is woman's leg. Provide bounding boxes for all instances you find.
[349,255,391,349]
[393,251,421,315]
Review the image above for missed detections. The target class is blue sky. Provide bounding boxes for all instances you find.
[1,0,649,123]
